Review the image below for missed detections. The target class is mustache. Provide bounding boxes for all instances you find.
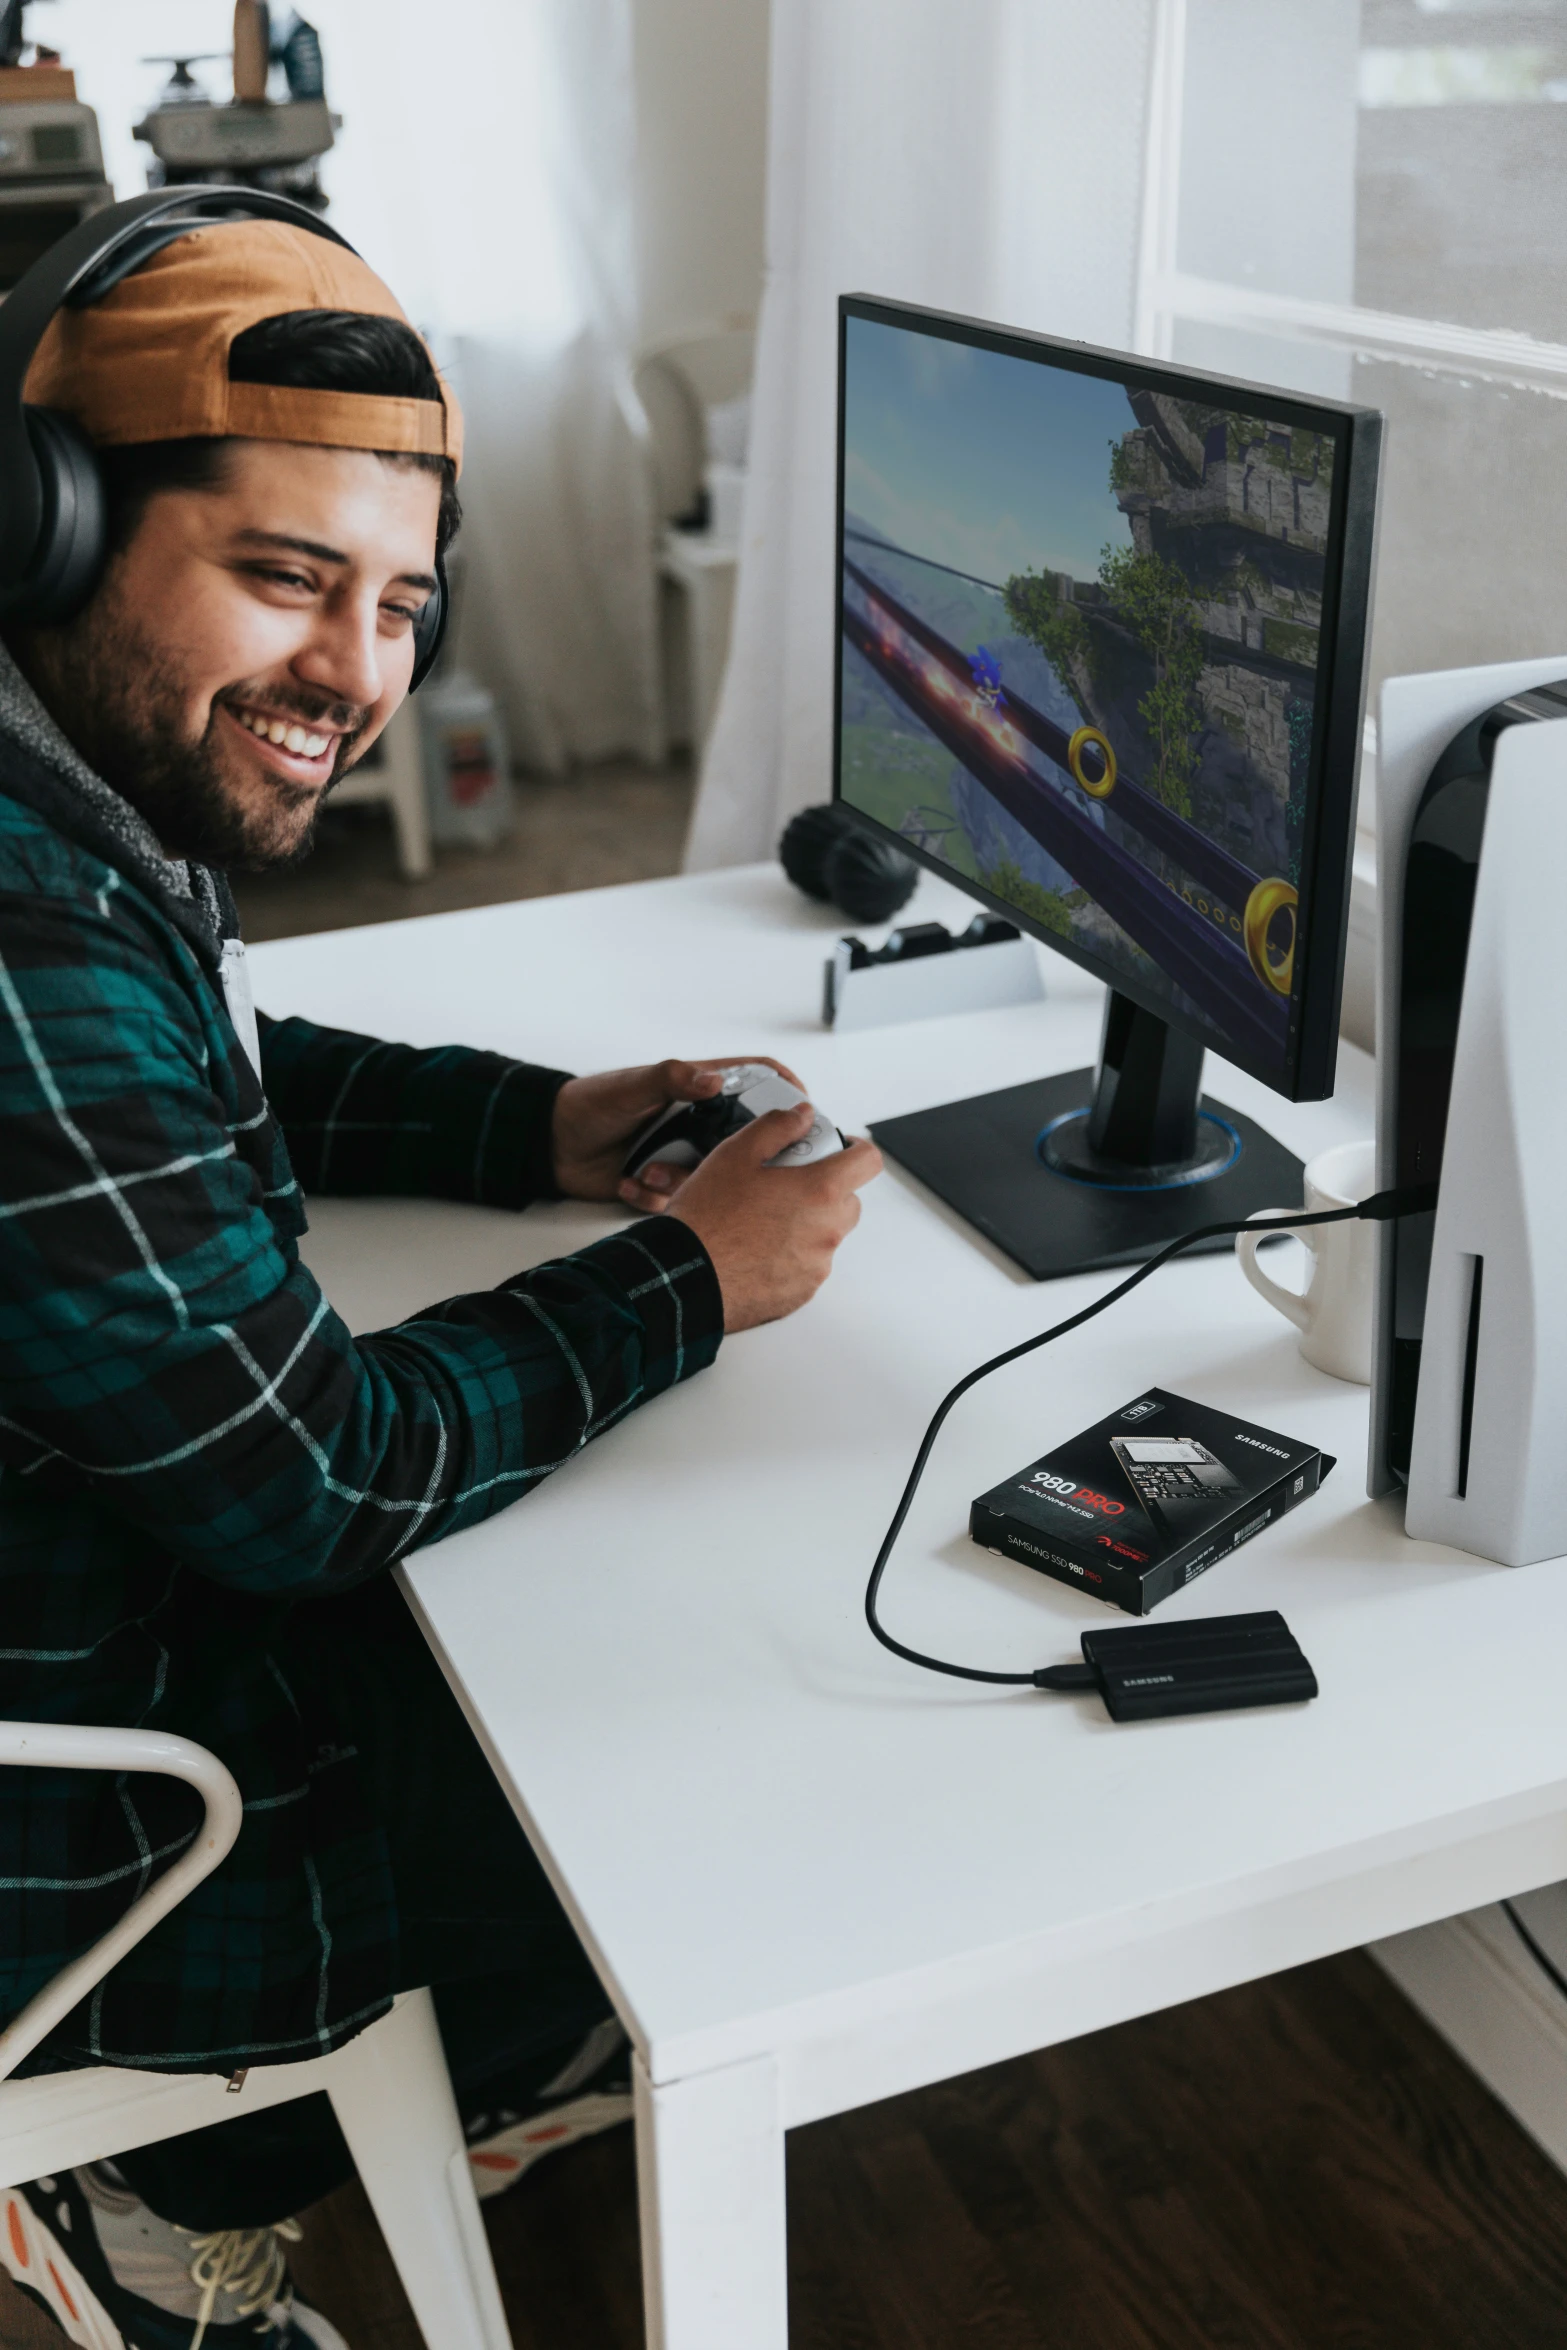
[216,685,372,736]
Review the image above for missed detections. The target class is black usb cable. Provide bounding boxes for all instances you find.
[865,1183,1438,1689]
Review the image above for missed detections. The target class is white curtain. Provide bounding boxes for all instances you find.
[53,0,660,774]
[684,0,1159,871]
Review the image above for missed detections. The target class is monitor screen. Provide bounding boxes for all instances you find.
[834,300,1378,1098]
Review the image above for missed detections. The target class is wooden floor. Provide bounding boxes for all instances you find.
[281,1950,1567,2350]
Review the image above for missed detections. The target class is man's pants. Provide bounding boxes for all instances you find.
[111,1579,615,2231]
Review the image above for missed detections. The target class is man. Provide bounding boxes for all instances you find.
[0,220,879,2349]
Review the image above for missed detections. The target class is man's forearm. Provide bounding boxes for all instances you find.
[257,1011,572,1207]
[6,1208,721,1602]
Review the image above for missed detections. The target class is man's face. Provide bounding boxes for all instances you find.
[14,439,442,869]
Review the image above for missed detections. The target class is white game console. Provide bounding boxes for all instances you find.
[1369,656,1567,1565]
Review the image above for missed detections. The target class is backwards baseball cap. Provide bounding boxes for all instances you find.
[23,219,463,476]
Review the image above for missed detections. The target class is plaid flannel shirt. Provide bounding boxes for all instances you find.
[0,744,722,2071]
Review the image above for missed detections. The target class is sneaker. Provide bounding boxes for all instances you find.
[465,2016,633,2200]
[2,2168,348,2350]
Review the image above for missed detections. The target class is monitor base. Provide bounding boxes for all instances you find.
[872,1070,1305,1281]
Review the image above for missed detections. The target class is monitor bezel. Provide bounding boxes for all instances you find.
[832,292,1383,1105]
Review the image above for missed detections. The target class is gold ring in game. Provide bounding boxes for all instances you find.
[1067,726,1117,797]
[1243,877,1298,995]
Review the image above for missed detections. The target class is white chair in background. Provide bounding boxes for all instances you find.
[632,322,754,761]
[0,1721,511,2350]
[330,699,433,880]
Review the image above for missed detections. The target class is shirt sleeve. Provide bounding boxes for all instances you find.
[257,1009,572,1207]
[0,896,723,1599]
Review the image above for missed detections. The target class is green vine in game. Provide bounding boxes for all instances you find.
[979,861,1086,937]
[1095,545,1204,817]
[1003,546,1205,818]
[1000,570,1092,695]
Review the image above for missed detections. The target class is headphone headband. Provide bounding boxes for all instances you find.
[0,189,352,586]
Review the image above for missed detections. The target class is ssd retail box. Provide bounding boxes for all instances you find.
[970,1387,1334,1617]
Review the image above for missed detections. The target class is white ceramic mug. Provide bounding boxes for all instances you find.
[1235,1138,1376,1385]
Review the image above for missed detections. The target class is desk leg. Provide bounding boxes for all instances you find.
[634,2049,787,2350]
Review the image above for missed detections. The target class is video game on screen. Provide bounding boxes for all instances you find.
[838,315,1339,1077]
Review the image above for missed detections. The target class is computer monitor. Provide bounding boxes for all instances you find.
[835,294,1382,1279]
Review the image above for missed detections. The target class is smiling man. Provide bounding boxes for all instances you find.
[0,220,879,2350]
[32,436,427,859]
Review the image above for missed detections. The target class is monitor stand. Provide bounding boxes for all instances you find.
[870,990,1304,1281]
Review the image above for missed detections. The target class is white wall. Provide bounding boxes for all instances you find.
[631,0,769,351]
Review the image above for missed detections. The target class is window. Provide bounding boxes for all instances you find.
[1139,0,1567,764]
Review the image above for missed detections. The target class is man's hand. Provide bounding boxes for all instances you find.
[667,1104,883,1332]
[551,1058,804,1210]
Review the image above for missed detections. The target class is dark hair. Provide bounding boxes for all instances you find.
[98,309,462,560]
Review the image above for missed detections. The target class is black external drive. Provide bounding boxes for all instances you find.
[1071,1610,1319,1721]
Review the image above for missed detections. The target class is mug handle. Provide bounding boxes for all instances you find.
[1236,1222,1313,1332]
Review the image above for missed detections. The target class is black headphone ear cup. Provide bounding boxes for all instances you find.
[15,408,106,626]
[410,556,447,692]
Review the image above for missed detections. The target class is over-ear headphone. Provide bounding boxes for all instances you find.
[0,186,448,687]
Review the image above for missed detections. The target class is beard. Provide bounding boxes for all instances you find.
[14,591,371,873]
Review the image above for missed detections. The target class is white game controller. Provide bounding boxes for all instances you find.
[622,1061,846,1180]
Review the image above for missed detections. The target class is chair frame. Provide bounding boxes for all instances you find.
[0,1722,511,2350]
[331,699,433,881]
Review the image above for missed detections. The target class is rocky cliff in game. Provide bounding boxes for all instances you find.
[1002,392,1335,888]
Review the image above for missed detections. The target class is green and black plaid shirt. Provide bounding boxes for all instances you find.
[0,733,722,2073]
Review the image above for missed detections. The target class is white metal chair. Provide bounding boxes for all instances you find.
[331,700,433,880]
[631,323,754,761]
[0,1722,511,2350]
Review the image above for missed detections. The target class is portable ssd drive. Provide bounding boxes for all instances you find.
[971,1388,1335,1616]
[1075,1610,1318,1720]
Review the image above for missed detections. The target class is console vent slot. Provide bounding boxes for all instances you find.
[1457,1255,1483,1498]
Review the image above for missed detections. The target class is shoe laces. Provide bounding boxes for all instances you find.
[176,2215,302,2348]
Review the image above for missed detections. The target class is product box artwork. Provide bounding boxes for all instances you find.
[970,1388,1334,1617]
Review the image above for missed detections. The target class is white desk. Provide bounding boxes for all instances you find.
[251,866,1567,2350]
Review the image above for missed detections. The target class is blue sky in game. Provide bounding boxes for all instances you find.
[843,315,1137,590]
